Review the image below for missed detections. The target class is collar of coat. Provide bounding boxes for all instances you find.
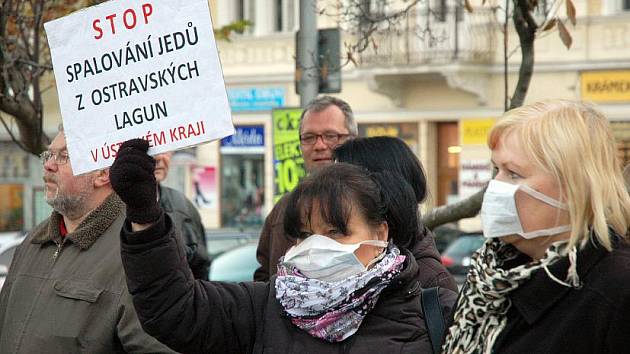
[509,231,623,325]
[31,193,124,250]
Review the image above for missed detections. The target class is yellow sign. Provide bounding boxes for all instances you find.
[272,108,306,203]
[581,70,630,103]
[461,119,496,145]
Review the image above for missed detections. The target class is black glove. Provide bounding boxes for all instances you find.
[110,139,161,224]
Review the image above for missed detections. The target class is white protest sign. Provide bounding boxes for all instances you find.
[45,0,234,175]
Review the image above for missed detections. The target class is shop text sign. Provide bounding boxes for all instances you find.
[272,108,305,202]
[581,70,630,103]
[45,0,234,175]
[461,118,496,145]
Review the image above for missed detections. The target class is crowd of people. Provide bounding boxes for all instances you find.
[0,96,629,353]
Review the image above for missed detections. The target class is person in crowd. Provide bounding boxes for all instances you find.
[0,127,175,353]
[333,136,458,291]
[110,140,456,353]
[442,99,630,354]
[154,151,210,279]
[254,95,358,280]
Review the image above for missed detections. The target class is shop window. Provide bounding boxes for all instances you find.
[221,155,264,228]
[220,126,265,229]
[0,184,24,232]
[437,122,460,206]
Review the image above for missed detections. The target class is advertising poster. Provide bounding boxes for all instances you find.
[272,108,305,203]
[45,0,234,174]
[192,166,217,209]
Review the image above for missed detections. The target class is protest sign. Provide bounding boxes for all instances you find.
[45,0,234,175]
[272,108,305,203]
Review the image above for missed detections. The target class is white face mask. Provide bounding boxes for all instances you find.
[481,179,571,239]
[282,234,389,282]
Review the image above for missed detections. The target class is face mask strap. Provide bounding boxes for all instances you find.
[520,225,571,239]
[519,184,568,210]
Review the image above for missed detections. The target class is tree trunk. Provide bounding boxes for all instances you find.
[422,0,537,230]
[422,186,487,229]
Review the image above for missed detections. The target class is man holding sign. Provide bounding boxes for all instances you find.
[254,96,358,281]
[0,128,176,353]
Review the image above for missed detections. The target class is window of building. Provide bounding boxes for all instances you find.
[0,184,23,232]
[220,126,265,229]
[624,0,630,10]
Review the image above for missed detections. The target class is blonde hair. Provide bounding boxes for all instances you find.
[488,99,630,251]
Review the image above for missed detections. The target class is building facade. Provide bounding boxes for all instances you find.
[1,0,629,232]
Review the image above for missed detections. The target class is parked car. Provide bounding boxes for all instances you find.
[205,229,260,263]
[209,242,259,282]
[440,233,485,285]
[432,225,463,253]
[0,231,28,290]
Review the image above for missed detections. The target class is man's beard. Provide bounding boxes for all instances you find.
[45,176,94,219]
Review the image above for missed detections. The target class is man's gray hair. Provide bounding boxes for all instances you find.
[299,96,358,136]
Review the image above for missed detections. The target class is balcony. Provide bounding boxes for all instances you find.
[357,6,497,67]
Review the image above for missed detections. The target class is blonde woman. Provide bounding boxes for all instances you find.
[442,100,630,354]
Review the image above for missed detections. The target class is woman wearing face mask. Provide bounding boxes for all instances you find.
[110,150,444,353]
[442,100,630,354]
[333,136,458,292]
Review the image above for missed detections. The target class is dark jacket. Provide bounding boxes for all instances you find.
[454,235,630,354]
[121,213,458,354]
[159,184,210,280]
[254,196,458,292]
[0,194,175,354]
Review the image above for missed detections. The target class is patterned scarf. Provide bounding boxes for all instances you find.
[442,238,576,354]
[275,246,406,342]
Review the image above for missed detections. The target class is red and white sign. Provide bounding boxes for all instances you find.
[45,0,234,175]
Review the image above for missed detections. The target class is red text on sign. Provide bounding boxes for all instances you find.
[93,3,153,40]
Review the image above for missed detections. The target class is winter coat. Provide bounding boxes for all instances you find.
[491,235,630,354]
[159,184,210,280]
[0,194,176,354]
[448,233,630,354]
[253,195,458,292]
[121,213,458,354]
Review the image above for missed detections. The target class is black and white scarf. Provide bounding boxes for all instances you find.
[442,238,579,354]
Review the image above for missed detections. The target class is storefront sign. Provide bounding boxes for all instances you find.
[581,70,630,103]
[358,123,419,153]
[220,126,264,154]
[45,0,234,175]
[461,119,496,145]
[227,87,285,112]
[272,108,305,202]
[459,159,492,199]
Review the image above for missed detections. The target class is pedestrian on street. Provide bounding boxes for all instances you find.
[442,99,630,354]
[110,140,444,353]
[254,95,358,281]
[0,127,176,354]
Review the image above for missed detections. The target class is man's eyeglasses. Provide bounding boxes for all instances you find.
[300,133,350,146]
[40,150,69,165]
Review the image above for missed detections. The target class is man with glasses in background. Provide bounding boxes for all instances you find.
[254,96,358,281]
[0,126,175,353]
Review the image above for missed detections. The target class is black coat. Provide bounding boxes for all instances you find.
[121,214,457,354]
[489,236,630,353]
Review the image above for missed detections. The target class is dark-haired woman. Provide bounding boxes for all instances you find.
[110,140,455,354]
[334,136,458,292]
